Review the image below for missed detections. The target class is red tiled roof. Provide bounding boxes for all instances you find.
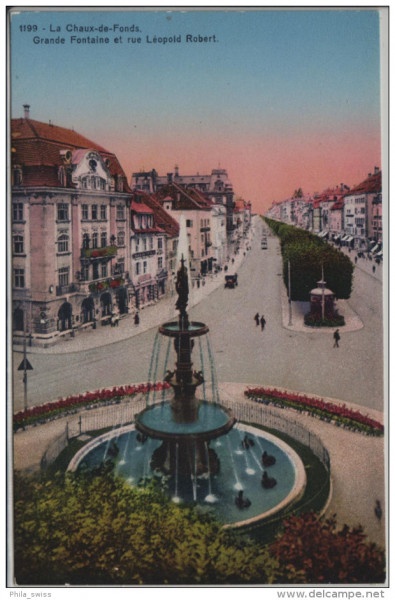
[155,183,211,211]
[331,198,345,210]
[344,171,381,196]
[133,227,165,234]
[11,118,108,151]
[138,194,179,238]
[131,200,154,214]
[11,117,131,192]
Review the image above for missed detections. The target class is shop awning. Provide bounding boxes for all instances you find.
[370,244,379,254]
[341,235,348,241]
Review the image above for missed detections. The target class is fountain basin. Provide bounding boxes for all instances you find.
[159,321,209,338]
[68,422,306,528]
[135,401,236,441]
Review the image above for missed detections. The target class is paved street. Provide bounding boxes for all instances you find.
[12,218,384,413]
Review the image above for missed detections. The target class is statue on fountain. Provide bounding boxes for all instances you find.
[175,256,189,328]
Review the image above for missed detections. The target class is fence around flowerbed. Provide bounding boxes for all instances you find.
[40,394,330,473]
[40,396,148,468]
[220,398,330,471]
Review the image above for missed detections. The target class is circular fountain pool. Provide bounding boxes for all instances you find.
[68,422,306,527]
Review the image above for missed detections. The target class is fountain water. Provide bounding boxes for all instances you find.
[70,218,306,526]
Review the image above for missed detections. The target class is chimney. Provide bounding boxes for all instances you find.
[374,166,380,174]
[174,164,179,177]
[23,104,30,119]
[167,173,173,183]
[368,173,372,178]
[340,183,344,192]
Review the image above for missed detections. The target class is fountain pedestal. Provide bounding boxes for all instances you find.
[135,255,236,480]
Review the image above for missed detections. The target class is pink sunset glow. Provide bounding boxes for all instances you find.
[105,125,381,215]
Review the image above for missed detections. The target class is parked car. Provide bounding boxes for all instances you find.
[225,274,238,288]
[261,241,267,249]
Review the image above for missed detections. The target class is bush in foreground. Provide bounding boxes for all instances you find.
[270,512,385,584]
[13,471,385,585]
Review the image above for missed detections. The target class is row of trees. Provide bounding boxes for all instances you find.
[264,218,354,301]
[13,470,385,585]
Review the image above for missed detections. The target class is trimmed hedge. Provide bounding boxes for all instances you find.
[264,218,354,301]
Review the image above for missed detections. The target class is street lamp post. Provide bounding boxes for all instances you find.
[23,314,28,411]
[288,260,292,326]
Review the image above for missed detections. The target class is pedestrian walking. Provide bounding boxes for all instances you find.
[333,329,340,348]
[354,256,358,264]
[372,265,376,274]
[134,312,140,326]
[260,315,266,331]
[254,313,260,326]
[375,500,382,522]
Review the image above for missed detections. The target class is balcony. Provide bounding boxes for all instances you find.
[81,245,117,260]
[88,276,126,294]
[56,283,78,296]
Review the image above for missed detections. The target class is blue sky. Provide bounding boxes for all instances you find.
[10,7,383,209]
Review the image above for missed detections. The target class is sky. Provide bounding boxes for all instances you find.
[9,7,384,213]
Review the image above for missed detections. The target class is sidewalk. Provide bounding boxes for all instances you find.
[331,243,383,283]
[17,229,254,355]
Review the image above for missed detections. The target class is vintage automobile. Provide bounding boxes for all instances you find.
[224,274,238,288]
[261,241,267,249]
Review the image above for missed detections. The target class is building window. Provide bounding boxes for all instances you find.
[100,205,107,220]
[14,268,25,288]
[149,237,154,250]
[58,267,69,287]
[82,233,90,249]
[81,265,89,281]
[82,204,89,220]
[101,263,108,278]
[12,203,24,222]
[13,234,24,254]
[143,261,147,274]
[158,238,163,249]
[57,203,69,221]
[92,262,99,280]
[158,257,163,269]
[91,205,98,220]
[136,262,141,275]
[115,259,125,274]
[186,219,193,227]
[57,234,69,253]
[135,237,140,250]
[143,238,147,251]
[92,232,98,249]
[117,204,125,220]
[117,231,125,246]
[101,232,107,247]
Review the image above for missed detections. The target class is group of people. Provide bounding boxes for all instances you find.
[254,312,266,330]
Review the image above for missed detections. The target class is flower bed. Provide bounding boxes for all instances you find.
[13,382,171,431]
[304,312,345,328]
[244,387,383,436]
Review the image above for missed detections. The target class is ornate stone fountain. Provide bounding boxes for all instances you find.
[135,254,236,477]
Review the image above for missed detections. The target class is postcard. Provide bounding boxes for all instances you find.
[7,5,388,594]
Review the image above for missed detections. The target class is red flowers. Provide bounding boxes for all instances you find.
[245,387,384,435]
[13,381,171,430]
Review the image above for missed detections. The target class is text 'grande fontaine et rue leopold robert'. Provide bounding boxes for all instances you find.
[18,22,219,45]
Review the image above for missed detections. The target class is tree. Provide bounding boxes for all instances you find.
[270,512,385,584]
[13,470,285,585]
[292,188,304,198]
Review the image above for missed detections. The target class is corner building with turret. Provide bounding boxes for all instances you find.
[11,106,135,346]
